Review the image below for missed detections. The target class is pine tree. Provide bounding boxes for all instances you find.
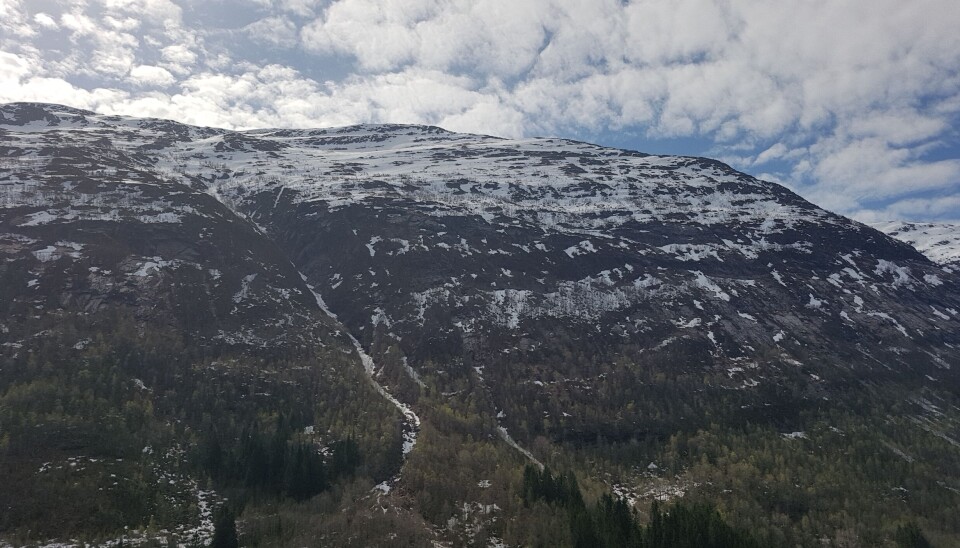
[209,506,239,548]
[895,522,933,548]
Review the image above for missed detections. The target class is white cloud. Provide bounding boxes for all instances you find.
[103,15,141,31]
[753,143,788,166]
[285,0,322,17]
[852,195,960,224]
[90,38,139,77]
[846,111,947,146]
[803,135,960,215]
[33,12,58,29]
[100,0,183,25]
[244,16,299,48]
[0,0,36,37]
[161,44,197,67]
[240,0,322,16]
[0,75,129,110]
[60,12,98,36]
[129,64,175,86]
[0,51,34,85]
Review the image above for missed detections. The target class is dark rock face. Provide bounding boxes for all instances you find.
[3,100,959,416]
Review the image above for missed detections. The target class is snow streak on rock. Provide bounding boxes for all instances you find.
[496,426,543,471]
[304,281,420,459]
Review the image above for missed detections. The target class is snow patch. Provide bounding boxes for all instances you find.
[366,236,381,257]
[690,271,730,301]
[232,273,258,303]
[564,240,596,258]
[874,259,913,288]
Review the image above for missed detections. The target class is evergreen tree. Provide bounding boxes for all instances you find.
[209,506,239,548]
[895,522,933,548]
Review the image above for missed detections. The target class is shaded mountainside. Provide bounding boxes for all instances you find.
[2,102,959,547]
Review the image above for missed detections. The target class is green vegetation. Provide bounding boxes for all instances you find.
[463,340,960,547]
[210,506,239,548]
[895,522,934,548]
[1,308,957,546]
[521,465,758,548]
[0,310,401,545]
[198,415,359,500]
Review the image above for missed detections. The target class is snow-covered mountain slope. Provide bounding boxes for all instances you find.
[3,102,958,390]
[0,107,339,352]
[870,220,960,267]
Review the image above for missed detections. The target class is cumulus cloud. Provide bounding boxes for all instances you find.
[129,64,176,86]
[241,0,322,17]
[0,51,34,84]
[754,143,789,166]
[161,44,198,68]
[101,0,182,25]
[280,0,323,18]
[1,0,958,221]
[244,16,299,49]
[32,13,58,29]
[852,195,960,224]
[60,11,99,36]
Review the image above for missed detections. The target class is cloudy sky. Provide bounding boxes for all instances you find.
[2,0,959,222]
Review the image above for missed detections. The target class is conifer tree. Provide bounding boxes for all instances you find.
[209,506,238,548]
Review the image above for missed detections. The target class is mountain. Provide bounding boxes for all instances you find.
[871,220,960,267]
[2,102,959,547]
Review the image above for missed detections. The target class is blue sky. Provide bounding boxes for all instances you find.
[2,0,959,222]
